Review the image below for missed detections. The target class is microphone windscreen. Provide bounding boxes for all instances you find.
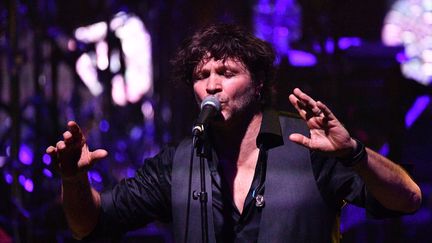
[200,96,221,111]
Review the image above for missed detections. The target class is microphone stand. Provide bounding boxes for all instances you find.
[191,130,209,243]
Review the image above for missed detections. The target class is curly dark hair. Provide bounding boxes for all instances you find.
[170,23,277,106]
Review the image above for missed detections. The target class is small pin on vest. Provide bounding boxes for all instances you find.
[255,194,265,208]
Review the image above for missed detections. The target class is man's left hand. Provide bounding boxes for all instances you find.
[288,88,356,158]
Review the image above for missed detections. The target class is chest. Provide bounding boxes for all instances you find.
[220,152,259,214]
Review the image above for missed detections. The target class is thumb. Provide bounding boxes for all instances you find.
[289,133,311,148]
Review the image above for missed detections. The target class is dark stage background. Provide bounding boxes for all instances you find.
[0,0,431,242]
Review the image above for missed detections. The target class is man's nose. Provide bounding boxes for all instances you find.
[205,74,222,95]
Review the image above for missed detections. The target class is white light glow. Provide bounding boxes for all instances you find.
[96,40,109,70]
[382,0,432,85]
[76,53,103,96]
[110,49,121,73]
[422,49,432,62]
[113,14,153,102]
[141,101,154,120]
[74,13,153,104]
[74,22,108,43]
[111,74,127,106]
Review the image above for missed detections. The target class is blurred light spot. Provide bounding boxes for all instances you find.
[19,144,33,165]
[67,39,77,51]
[130,126,142,140]
[76,53,104,96]
[24,179,34,192]
[110,11,128,30]
[162,105,172,123]
[402,31,416,44]
[18,175,26,185]
[396,51,408,63]
[110,49,121,73]
[0,156,6,167]
[422,63,432,76]
[43,169,53,178]
[112,74,127,106]
[96,41,109,70]
[383,0,432,85]
[423,11,432,24]
[325,39,335,54]
[115,152,126,162]
[141,101,154,120]
[99,120,110,132]
[424,0,432,10]
[254,0,302,62]
[6,146,10,156]
[5,173,13,184]
[114,14,153,103]
[144,123,155,138]
[42,154,51,165]
[405,95,430,128]
[379,142,390,156]
[382,23,403,46]
[126,167,135,178]
[89,171,102,183]
[74,21,107,43]
[288,50,317,67]
[338,37,362,50]
[422,49,432,62]
[116,140,127,151]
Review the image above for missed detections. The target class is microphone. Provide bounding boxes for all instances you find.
[192,96,221,136]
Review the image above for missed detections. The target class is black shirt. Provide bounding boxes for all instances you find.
[93,110,396,241]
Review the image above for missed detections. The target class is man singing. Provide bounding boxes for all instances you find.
[46,23,421,242]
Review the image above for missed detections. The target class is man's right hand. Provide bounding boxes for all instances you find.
[46,121,108,180]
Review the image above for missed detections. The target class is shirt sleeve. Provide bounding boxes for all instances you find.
[86,145,175,239]
[311,151,406,218]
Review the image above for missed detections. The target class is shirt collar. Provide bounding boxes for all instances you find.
[256,108,284,149]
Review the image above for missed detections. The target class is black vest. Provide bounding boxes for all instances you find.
[171,116,339,243]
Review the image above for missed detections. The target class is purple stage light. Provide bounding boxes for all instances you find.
[254,0,302,63]
[99,120,110,132]
[24,179,34,192]
[43,169,53,178]
[116,140,127,151]
[19,144,33,165]
[396,51,408,63]
[89,171,102,183]
[6,145,10,156]
[338,37,362,50]
[130,126,142,140]
[0,156,6,167]
[18,175,26,186]
[325,39,335,54]
[288,50,317,67]
[379,142,390,157]
[42,154,51,165]
[115,152,126,163]
[4,173,13,184]
[405,95,430,128]
[126,167,135,178]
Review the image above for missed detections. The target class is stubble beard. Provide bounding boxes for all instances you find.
[211,90,260,131]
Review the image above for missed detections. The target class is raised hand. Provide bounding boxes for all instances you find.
[46,121,108,180]
[288,88,356,158]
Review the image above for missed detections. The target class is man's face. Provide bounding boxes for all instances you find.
[193,57,260,124]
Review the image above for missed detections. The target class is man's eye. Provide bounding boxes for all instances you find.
[193,73,207,81]
[224,71,235,77]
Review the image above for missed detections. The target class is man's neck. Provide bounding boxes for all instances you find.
[211,110,263,167]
